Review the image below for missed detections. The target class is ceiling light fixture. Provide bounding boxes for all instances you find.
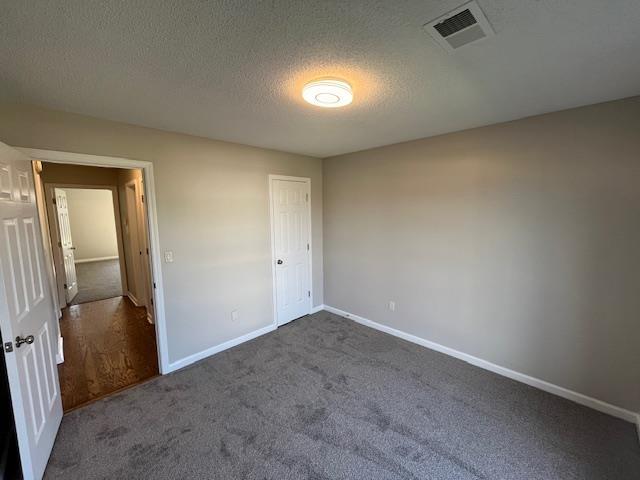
[302,78,353,108]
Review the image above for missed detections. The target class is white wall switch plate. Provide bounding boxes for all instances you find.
[389,301,396,311]
[164,250,174,263]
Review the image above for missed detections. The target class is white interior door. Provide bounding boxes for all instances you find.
[0,142,63,480]
[53,188,78,303]
[271,177,311,326]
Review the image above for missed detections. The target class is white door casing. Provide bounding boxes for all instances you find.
[0,142,63,480]
[270,176,312,326]
[52,188,78,303]
[14,148,169,375]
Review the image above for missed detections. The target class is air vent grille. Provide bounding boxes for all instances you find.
[433,9,477,38]
[423,1,494,52]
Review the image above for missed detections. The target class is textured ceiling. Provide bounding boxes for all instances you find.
[1,1,640,157]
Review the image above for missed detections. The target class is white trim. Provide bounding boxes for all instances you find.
[55,336,64,365]
[166,324,277,373]
[16,147,171,375]
[268,175,313,328]
[310,304,325,314]
[17,148,149,169]
[74,256,119,264]
[323,305,639,424]
[126,291,141,307]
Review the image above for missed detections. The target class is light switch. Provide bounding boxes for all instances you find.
[164,251,174,263]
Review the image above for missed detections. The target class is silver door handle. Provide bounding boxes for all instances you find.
[277,259,284,265]
[15,335,35,348]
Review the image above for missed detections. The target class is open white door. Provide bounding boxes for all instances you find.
[270,177,312,326]
[0,143,62,480]
[52,189,78,303]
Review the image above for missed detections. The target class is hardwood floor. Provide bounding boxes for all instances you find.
[58,296,159,412]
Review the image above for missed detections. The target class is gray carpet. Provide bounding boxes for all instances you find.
[70,259,123,305]
[45,311,640,479]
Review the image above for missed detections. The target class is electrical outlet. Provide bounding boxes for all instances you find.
[231,310,239,321]
[164,251,174,263]
[389,301,396,312]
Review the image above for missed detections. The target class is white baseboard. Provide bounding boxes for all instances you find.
[74,256,119,264]
[126,292,141,307]
[310,304,325,314]
[55,336,64,364]
[166,324,277,373]
[323,305,639,424]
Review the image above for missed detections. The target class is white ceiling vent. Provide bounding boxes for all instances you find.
[423,1,494,53]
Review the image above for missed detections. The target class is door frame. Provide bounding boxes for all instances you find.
[43,184,128,309]
[15,148,170,374]
[268,175,313,327]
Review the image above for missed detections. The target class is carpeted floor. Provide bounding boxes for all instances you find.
[70,259,123,305]
[44,311,640,479]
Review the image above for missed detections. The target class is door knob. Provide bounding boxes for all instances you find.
[277,259,284,265]
[15,335,35,348]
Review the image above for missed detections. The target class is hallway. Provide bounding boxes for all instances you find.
[58,296,159,412]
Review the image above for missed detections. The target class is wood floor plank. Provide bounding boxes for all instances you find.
[58,296,159,412]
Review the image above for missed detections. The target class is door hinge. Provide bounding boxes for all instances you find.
[63,283,68,290]
[58,241,62,247]
[146,247,149,255]
[153,282,156,289]
[308,290,311,298]
[307,243,309,251]
[150,297,154,306]
[141,194,144,203]
[52,197,56,205]
[305,193,309,202]
[4,342,13,353]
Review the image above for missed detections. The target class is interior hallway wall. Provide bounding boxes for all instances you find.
[323,96,640,413]
[117,168,153,318]
[63,188,119,261]
[0,104,323,366]
[40,162,119,185]
[117,169,142,305]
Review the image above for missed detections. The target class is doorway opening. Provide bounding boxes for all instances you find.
[45,186,125,306]
[35,161,159,412]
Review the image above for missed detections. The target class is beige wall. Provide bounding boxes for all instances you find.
[323,96,640,412]
[0,104,323,365]
[63,188,119,261]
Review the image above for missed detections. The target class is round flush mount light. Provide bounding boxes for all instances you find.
[302,78,353,108]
